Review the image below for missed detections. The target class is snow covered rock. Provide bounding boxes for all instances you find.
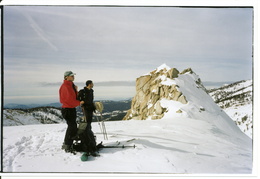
[123,64,252,138]
[123,64,206,121]
[124,64,189,121]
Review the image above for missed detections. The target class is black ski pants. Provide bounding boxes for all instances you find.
[82,106,94,129]
[61,108,77,146]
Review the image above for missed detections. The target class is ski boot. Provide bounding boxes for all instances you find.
[62,144,76,154]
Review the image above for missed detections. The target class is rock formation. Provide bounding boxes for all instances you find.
[123,64,205,121]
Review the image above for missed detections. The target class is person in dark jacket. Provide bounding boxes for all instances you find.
[59,71,84,153]
[77,80,100,157]
[78,80,96,129]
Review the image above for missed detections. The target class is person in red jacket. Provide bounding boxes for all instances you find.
[59,71,84,153]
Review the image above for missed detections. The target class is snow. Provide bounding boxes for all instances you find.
[174,73,244,137]
[155,63,171,72]
[224,103,252,137]
[3,109,42,126]
[142,63,171,76]
[212,80,252,100]
[3,115,252,174]
[161,77,177,86]
[208,79,253,138]
[3,108,64,126]
[2,65,253,175]
[160,98,188,118]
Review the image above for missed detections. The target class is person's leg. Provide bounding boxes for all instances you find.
[62,108,77,150]
[85,109,93,129]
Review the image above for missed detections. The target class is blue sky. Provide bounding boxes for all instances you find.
[3,6,253,104]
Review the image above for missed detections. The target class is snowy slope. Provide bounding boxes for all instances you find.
[131,64,248,138]
[3,107,64,126]
[2,65,252,174]
[174,71,244,137]
[3,109,43,126]
[224,104,252,137]
[208,80,253,138]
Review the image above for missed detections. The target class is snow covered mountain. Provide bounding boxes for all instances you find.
[123,64,248,137]
[3,64,253,174]
[3,101,131,126]
[3,107,64,126]
[208,80,253,138]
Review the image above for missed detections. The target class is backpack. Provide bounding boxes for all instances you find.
[73,124,97,153]
[77,89,85,102]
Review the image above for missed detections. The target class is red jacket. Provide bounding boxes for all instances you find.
[59,80,80,108]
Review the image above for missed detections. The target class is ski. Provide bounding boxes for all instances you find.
[101,145,136,148]
[80,141,135,161]
[90,151,100,157]
[97,142,136,149]
[126,138,136,143]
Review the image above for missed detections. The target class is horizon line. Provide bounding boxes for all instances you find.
[38,80,245,87]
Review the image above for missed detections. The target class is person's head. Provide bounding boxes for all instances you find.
[64,71,76,81]
[86,80,94,89]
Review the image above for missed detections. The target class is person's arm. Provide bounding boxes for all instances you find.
[77,90,85,106]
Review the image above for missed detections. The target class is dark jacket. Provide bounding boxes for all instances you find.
[78,87,96,111]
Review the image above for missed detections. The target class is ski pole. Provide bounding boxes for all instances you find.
[95,114,103,134]
[102,121,108,140]
[81,106,87,122]
[96,112,106,140]
[100,112,108,140]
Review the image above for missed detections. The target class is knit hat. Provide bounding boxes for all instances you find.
[64,71,76,77]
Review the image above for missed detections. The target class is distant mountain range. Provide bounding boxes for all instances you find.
[3,100,132,126]
[3,79,253,138]
[4,100,131,112]
[4,102,61,109]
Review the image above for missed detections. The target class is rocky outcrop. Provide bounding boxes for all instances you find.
[123,64,194,121]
